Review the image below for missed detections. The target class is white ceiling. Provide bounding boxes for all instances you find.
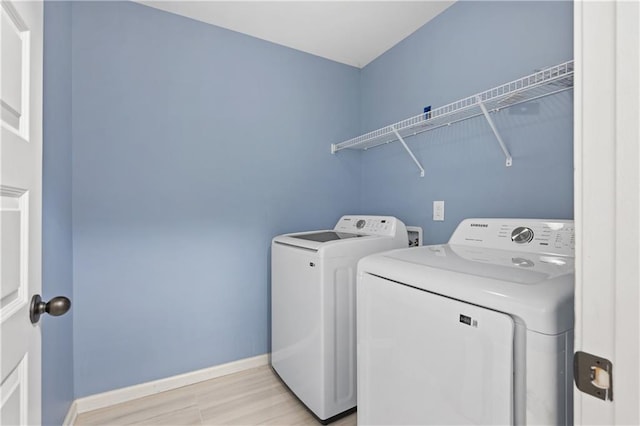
[135,1,455,68]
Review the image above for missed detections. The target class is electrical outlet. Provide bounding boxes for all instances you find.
[433,200,445,221]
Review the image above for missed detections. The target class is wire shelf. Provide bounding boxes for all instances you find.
[331,60,574,153]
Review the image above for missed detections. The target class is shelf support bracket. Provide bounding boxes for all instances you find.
[477,96,513,167]
[391,125,425,177]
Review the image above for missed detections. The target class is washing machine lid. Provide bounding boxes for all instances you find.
[358,244,574,335]
[391,244,574,285]
[273,230,376,251]
[272,215,407,252]
[289,231,363,243]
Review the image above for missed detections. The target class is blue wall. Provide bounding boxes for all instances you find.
[359,1,574,243]
[42,2,74,425]
[41,0,574,418]
[70,1,360,397]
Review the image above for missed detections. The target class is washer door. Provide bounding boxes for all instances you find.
[357,274,514,425]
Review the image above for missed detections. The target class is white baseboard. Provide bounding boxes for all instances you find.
[70,354,269,417]
[62,400,78,426]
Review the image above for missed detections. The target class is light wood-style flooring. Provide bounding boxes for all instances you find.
[74,366,357,425]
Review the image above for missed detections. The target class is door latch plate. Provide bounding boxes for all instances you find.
[573,351,613,401]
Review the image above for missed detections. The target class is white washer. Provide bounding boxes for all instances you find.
[272,215,408,423]
[357,218,575,425]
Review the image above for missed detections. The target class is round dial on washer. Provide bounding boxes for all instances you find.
[511,226,534,244]
[356,219,366,229]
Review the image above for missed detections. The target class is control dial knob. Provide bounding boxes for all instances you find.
[511,226,534,244]
[356,219,366,229]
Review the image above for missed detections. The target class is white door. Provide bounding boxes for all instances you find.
[0,1,43,424]
[574,0,640,424]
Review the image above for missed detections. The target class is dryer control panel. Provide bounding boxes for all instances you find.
[334,215,402,237]
[448,218,575,257]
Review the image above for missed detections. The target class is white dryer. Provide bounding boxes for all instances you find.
[357,218,575,425]
[271,215,408,423]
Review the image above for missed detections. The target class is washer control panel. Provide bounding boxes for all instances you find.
[334,215,401,237]
[449,218,575,257]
